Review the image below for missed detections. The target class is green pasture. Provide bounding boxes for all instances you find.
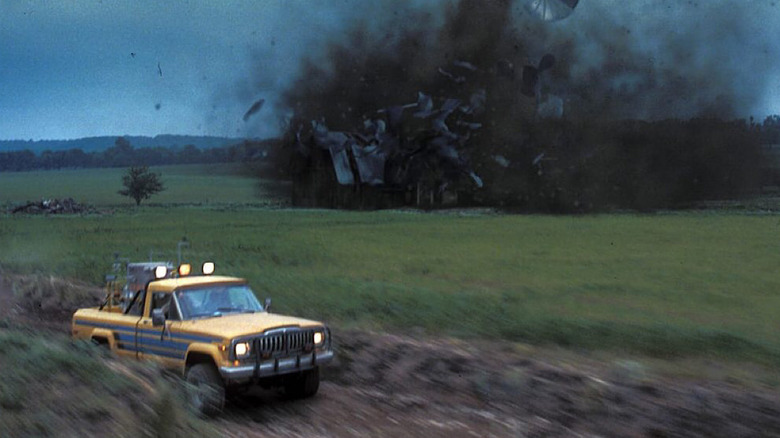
[3,206,780,365]
[0,164,273,206]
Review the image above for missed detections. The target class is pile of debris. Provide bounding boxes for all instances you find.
[288,49,563,210]
[291,63,496,209]
[10,198,93,215]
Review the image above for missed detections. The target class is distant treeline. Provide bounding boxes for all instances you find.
[0,137,278,172]
[0,135,242,154]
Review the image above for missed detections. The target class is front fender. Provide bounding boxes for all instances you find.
[183,343,227,374]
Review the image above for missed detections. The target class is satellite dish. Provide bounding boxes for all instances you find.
[523,0,579,22]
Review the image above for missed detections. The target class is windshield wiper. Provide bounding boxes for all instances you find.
[187,308,253,319]
[190,312,223,319]
[216,307,245,313]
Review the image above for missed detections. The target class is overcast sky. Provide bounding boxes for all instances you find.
[0,0,372,140]
[1,0,779,141]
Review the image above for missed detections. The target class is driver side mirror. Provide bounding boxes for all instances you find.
[264,298,271,312]
[151,308,166,327]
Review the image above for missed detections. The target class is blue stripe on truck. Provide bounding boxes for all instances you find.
[74,319,221,343]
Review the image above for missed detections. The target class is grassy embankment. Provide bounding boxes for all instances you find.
[3,165,780,366]
[0,325,214,437]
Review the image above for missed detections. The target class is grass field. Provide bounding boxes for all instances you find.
[3,202,780,365]
[0,164,278,206]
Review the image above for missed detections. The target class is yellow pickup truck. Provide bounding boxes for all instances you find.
[72,261,333,415]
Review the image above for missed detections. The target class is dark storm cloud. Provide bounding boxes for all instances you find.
[242,0,780,129]
[546,0,780,119]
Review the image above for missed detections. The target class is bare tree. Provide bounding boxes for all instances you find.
[118,166,165,206]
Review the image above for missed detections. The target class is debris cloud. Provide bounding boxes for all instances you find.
[263,0,779,126]
[241,0,777,211]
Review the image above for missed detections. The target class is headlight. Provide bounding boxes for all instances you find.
[313,331,324,346]
[234,342,251,357]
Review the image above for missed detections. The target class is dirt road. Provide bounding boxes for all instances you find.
[212,330,780,438]
[3,275,780,437]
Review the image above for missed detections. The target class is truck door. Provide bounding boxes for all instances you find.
[122,289,146,359]
[134,289,152,360]
[137,290,184,367]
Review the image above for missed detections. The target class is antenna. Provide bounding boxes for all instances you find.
[177,237,190,265]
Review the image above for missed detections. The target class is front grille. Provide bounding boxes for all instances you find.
[254,329,314,357]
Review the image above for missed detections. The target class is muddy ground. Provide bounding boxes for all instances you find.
[2,274,780,437]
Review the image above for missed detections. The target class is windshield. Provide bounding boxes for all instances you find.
[175,284,263,319]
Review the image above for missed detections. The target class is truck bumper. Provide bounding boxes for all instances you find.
[219,349,334,383]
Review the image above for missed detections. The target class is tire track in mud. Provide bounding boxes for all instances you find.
[216,331,780,437]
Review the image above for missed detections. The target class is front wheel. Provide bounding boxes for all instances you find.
[284,367,320,399]
[185,363,225,416]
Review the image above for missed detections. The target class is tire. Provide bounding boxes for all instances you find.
[91,337,113,357]
[284,367,320,399]
[185,363,225,416]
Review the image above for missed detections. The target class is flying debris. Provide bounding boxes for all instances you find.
[312,126,355,185]
[384,106,406,131]
[243,98,265,122]
[537,95,564,118]
[538,54,556,72]
[438,67,466,84]
[469,172,484,189]
[157,62,163,77]
[521,54,556,98]
[413,92,434,118]
[330,146,355,185]
[351,144,386,185]
[439,98,461,117]
[463,89,486,115]
[362,119,386,137]
[452,60,478,71]
[497,59,515,80]
[523,0,579,22]
[295,88,486,209]
[493,155,510,168]
[521,65,540,98]
[456,121,482,130]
